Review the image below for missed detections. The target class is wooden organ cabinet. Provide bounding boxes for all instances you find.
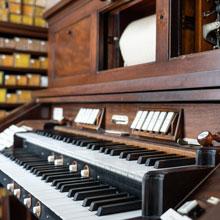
[0,0,220,220]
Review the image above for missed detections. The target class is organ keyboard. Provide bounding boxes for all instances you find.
[0,124,213,220]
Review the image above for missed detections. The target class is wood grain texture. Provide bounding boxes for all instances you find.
[34,68,220,98]
[55,126,196,157]
[54,16,91,76]
[45,102,220,139]
[0,22,48,40]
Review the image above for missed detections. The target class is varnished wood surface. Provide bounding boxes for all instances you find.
[34,67,220,98]
[0,102,50,131]
[17,120,52,130]
[44,0,76,19]
[36,88,220,103]
[48,102,220,139]
[55,126,196,157]
[0,22,48,40]
[54,15,91,77]
[45,0,220,88]
[176,164,220,220]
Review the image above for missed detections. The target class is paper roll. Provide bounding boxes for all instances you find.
[119,15,156,66]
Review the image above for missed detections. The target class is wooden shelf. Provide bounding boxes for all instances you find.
[0,103,23,109]
[0,85,46,90]
[0,22,48,40]
[0,66,47,74]
[0,48,47,57]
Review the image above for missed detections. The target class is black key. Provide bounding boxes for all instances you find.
[32,165,68,174]
[25,162,50,170]
[127,151,162,161]
[68,185,109,198]
[89,196,135,211]
[138,153,176,164]
[91,143,115,151]
[120,149,152,159]
[97,200,141,216]
[42,171,75,180]
[20,159,47,166]
[87,141,110,149]
[36,168,69,176]
[110,147,139,156]
[80,140,100,147]
[137,153,166,164]
[154,158,195,169]
[104,146,129,154]
[60,180,100,192]
[56,178,92,189]
[30,164,58,172]
[52,177,88,187]
[83,193,128,207]
[45,173,80,182]
[145,155,184,166]
[73,187,117,201]
[99,145,125,153]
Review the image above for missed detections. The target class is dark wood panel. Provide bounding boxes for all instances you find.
[0,48,47,57]
[54,16,91,77]
[0,22,48,40]
[0,66,47,74]
[0,102,50,131]
[50,49,220,88]
[47,102,220,139]
[156,0,170,61]
[36,89,220,103]
[34,68,220,98]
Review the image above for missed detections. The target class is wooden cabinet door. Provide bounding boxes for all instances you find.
[47,0,106,87]
[54,16,91,77]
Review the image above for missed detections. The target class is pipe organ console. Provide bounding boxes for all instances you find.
[1,0,220,220]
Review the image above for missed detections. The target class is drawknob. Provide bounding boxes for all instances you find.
[69,161,77,172]
[24,197,32,208]
[47,154,55,163]
[7,183,14,192]
[197,131,220,147]
[81,165,90,177]
[13,188,21,199]
[33,202,41,217]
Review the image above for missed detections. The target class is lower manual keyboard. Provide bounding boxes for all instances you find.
[0,153,141,220]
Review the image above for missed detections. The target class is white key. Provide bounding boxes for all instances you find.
[74,108,84,123]
[89,109,100,125]
[141,111,154,131]
[0,154,141,220]
[147,111,160,131]
[16,132,157,182]
[160,112,175,133]
[135,111,148,130]
[153,112,167,132]
[130,111,143,129]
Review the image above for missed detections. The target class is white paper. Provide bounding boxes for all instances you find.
[52,108,64,122]
[119,14,156,66]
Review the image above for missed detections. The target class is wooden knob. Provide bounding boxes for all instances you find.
[197,131,214,147]
[198,131,220,147]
